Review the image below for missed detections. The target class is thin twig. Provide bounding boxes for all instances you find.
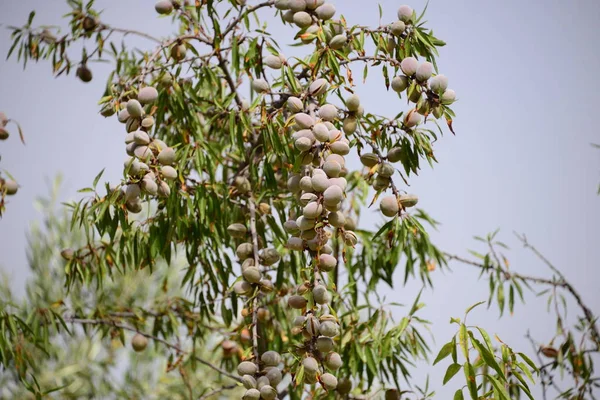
[198,384,238,400]
[65,316,242,382]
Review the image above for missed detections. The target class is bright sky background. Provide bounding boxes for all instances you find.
[1,0,599,397]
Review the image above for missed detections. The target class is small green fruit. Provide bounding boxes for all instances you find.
[316,336,334,352]
[429,74,448,93]
[293,11,312,28]
[243,389,261,400]
[242,375,257,389]
[319,320,339,337]
[329,34,347,50]
[378,162,395,178]
[360,153,379,167]
[321,372,338,390]
[238,361,258,376]
[346,94,360,112]
[76,65,93,83]
[260,385,277,400]
[303,357,319,373]
[251,79,270,93]
[389,20,406,35]
[319,104,338,121]
[397,5,413,22]
[131,333,148,352]
[315,3,336,20]
[400,57,418,76]
[309,78,329,96]
[287,97,304,113]
[264,54,283,69]
[155,0,174,14]
[236,242,254,260]
[127,99,144,118]
[170,43,187,61]
[138,86,159,104]
[416,61,433,82]
[313,284,331,305]
[380,196,399,217]
[392,76,409,94]
[261,351,281,367]
[157,147,176,165]
[399,194,419,208]
[288,295,307,309]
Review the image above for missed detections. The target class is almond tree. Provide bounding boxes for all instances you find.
[1,1,597,399]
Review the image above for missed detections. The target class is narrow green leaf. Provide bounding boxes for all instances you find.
[443,363,461,385]
[433,341,454,365]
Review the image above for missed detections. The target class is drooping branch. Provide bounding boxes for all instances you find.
[64,316,242,383]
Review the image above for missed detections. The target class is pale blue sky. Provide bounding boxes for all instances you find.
[1,0,599,397]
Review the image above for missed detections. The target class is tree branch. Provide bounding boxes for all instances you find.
[65,316,242,382]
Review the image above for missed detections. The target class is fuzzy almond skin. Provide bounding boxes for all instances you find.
[131,333,148,352]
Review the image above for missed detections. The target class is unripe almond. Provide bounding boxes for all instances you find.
[133,130,150,145]
[243,266,261,284]
[261,350,281,366]
[287,174,302,193]
[76,65,93,83]
[315,3,336,20]
[138,86,159,104]
[124,183,141,201]
[264,54,283,69]
[236,243,254,260]
[127,99,144,118]
[287,236,304,251]
[282,10,295,23]
[303,357,319,373]
[237,361,258,376]
[313,284,331,304]
[320,320,339,337]
[160,165,178,180]
[311,174,330,192]
[360,153,379,167]
[234,176,251,194]
[295,137,313,152]
[323,185,343,206]
[118,109,130,123]
[141,116,155,129]
[170,44,186,61]
[399,194,419,208]
[346,94,360,112]
[316,335,335,352]
[299,176,314,192]
[125,198,142,213]
[260,385,277,400]
[141,177,158,196]
[288,295,307,309]
[293,11,312,28]
[60,248,74,260]
[319,104,338,121]
[400,57,418,76]
[233,280,253,295]
[303,202,323,219]
[260,248,281,266]
[296,216,316,231]
[289,0,306,11]
[251,78,270,93]
[329,34,347,50]
[416,62,433,82]
[312,123,330,142]
[287,96,304,113]
[397,5,413,22]
[126,117,140,133]
[265,367,283,386]
[321,372,338,390]
[328,211,346,228]
[429,74,448,94]
[243,389,260,400]
[318,253,337,271]
[157,147,176,165]
[326,154,346,168]
[295,113,315,129]
[441,89,456,105]
[380,196,399,217]
[391,75,409,93]
[390,20,406,35]
[387,147,402,163]
[242,375,257,389]
[157,181,171,197]
[342,117,357,135]
[404,109,422,128]
[274,0,290,10]
[432,104,444,119]
[155,0,174,15]
[284,220,301,234]
[330,141,350,155]
[323,160,341,178]
[309,78,329,96]
[378,163,395,178]
[131,333,148,352]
